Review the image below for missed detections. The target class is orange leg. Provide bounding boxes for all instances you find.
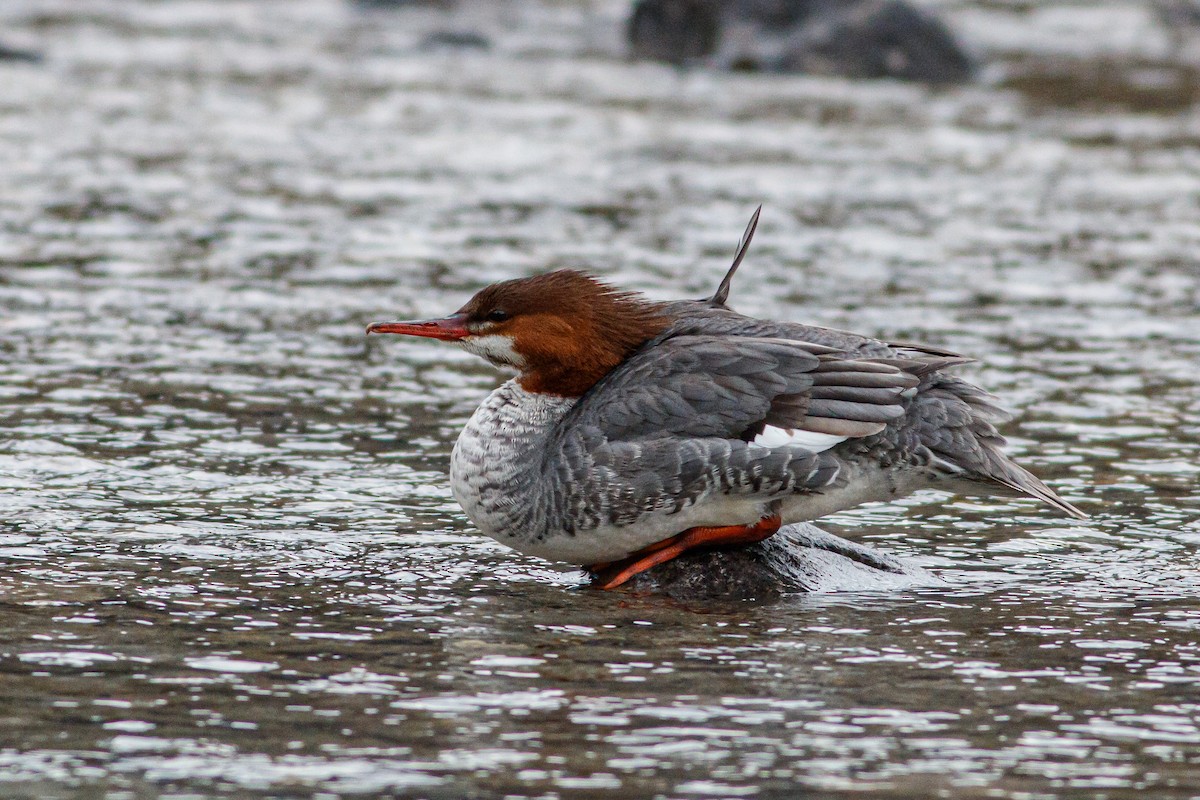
[588,514,782,590]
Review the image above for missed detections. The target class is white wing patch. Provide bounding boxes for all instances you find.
[751,424,847,453]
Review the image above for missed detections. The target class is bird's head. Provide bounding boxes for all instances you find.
[368,270,669,397]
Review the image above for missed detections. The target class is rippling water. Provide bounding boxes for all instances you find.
[2,0,1200,797]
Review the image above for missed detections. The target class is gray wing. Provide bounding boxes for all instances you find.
[563,334,919,444]
[546,335,920,530]
[644,299,1086,518]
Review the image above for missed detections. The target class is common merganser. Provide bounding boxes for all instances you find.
[368,209,1084,589]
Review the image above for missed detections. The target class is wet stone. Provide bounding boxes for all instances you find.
[622,523,934,601]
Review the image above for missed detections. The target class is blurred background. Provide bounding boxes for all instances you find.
[1,1,1200,798]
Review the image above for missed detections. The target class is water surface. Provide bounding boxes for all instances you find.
[1,0,1200,797]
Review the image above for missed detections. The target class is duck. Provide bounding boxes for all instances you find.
[368,209,1083,589]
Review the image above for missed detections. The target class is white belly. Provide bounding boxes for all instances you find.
[509,495,772,565]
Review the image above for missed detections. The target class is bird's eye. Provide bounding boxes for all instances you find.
[485,309,510,323]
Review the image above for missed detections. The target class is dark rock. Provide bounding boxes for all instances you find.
[352,0,455,7]
[627,0,974,83]
[0,42,42,63]
[614,522,937,601]
[778,1,974,83]
[419,30,491,51]
[1155,0,1200,29]
[627,0,720,66]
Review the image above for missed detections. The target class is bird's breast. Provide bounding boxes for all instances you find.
[449,380,576,539]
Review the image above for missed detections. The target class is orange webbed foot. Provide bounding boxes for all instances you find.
[588,513,782,590]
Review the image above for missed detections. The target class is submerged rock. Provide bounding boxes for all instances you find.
[617,522,937,601]
[627,0,974,83]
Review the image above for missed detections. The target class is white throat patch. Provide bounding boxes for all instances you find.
[459,334,526,369]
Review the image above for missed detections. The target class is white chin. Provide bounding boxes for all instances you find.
[459,334,526,369]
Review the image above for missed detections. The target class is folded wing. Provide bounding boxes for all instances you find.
[559,335,920,450]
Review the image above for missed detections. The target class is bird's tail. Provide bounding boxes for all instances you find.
[967,443,1087,519]
[911,373,1087,519]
